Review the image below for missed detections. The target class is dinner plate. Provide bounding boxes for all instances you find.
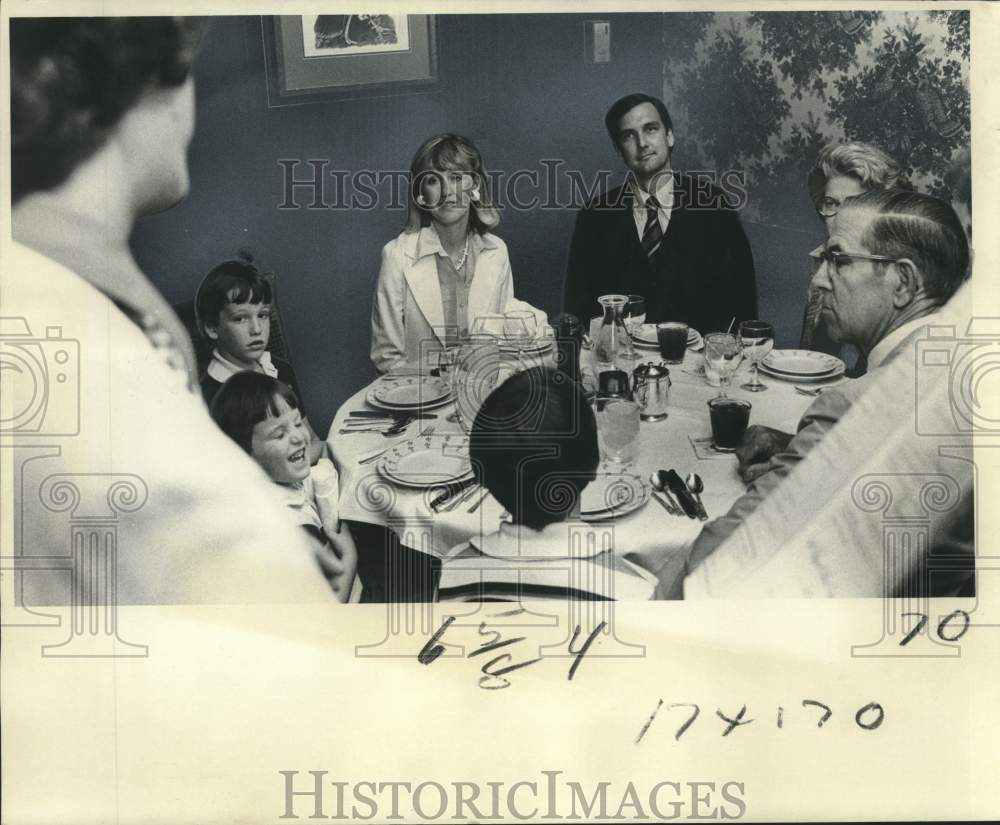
[762,349,843,376]
[498,338,554,355]
[579,464,650,522]
[471,526,610,560]
[377,433,473,488]
[372,376,451,407]
[759,360,846,383]
[364,391,454,413]
[630,324,704,351]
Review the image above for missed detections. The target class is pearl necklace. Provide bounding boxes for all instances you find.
[450,235,470,271]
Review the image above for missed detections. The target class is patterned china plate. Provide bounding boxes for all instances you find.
[377,433,473,488]
[762,349,844,376]
[759,361,846,383]
[364,390,454,413]
[579,464,650,522]
[497,338,554,354]
[373,376,451,407]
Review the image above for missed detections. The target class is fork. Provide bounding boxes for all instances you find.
[357,425,435,465]
[439,482,482,513]
[431,479,479,513]
[651,490,681,517]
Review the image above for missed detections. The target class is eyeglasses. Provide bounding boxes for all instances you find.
[811,249,901,276]
[816,197,844,218]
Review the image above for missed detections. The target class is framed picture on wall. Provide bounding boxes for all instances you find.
[263,14,438,105]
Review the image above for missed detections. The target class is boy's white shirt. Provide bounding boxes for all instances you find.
[205,348,279,382]
[3,241,335,605]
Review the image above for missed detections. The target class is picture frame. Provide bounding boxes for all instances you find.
[263,14,438,106]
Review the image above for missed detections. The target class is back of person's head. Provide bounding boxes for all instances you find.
[405,132,499,233]
[11,16,205,203]
[604,93,673,145]
[807,142,902,209]
[210,371,298,454]
[845,188,970,303]
[194,250,273,336]
[470,367,599,530]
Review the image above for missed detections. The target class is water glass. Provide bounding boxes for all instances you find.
[656,321,689,363]
[708,398,751,451]
[704,332,742,397]
[597,399,640,463]
[738,320,774,392]
[470,314,505,339]
[503,310,536,348]
[580,366,599,410]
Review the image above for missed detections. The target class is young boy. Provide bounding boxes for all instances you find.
[210,372,358,602]
[196,254,324,463]
[439,367,656,600]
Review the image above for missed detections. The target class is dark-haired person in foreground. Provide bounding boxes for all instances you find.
[667,189,973,598]
[563,92,757,332]
[439,368,656,600]
[6,17,335,604]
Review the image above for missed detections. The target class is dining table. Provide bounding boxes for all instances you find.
[326,337,847,601]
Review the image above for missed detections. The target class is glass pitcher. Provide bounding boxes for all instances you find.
[594,294,635,368]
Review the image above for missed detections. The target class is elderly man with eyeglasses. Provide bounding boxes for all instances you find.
[799,142,903,370]
[662,188,972,595]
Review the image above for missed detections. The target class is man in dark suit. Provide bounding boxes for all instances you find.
[564,93,758,333]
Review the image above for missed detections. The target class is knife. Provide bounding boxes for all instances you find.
[660,469,698,519]
[429,477,478,512]
[348,411,436,419]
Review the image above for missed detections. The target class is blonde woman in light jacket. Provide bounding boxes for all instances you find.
[371,133,546,373]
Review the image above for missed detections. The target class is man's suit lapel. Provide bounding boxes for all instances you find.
[613,187,653,282]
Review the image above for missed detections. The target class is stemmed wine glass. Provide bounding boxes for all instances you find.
[503,310,536,350]
[738,320,774,392]
[703,332,742,398]
[436,346,462,423]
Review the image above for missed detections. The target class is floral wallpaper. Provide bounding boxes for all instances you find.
[660,10,970,226]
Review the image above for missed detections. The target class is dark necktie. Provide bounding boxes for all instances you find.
[641,194,663,259]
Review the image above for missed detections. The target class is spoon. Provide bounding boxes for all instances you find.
[684,472,710,521]
[648,472,682,517]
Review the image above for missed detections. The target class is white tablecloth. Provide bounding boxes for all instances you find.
[327,346,837,594]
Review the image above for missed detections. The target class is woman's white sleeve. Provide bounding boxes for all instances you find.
[370,242,408,372]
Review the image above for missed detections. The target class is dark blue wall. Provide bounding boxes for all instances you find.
[132,14,809,433]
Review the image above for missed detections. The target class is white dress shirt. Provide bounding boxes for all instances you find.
[630,172,675,240]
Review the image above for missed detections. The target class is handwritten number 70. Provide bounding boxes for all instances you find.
[899,609,970,646]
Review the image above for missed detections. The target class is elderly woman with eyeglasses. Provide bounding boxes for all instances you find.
[800,143,902,363]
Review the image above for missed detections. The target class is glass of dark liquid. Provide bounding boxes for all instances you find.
[656,322,689,364]
[597,369,631,411]
[708,398,751,451]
